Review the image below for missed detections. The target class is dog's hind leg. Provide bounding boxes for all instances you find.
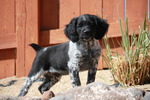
[38,73,61,94]
[18,70,43,96]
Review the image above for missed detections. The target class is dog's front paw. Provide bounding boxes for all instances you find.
[18,90,27,97]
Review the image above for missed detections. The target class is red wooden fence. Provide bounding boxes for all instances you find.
[0,0,148,78]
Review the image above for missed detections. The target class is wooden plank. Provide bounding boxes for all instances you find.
[16,0,26,77]
[40,29,68,46]
[126,0,148,21]
[0,0,15,35]
[126,0,148,35]
[80,0,102,17]
[40,0,59,30]
[59,0,80,28]
[16,0,39,77]
[0,0,16,78]
[0,49,15,79]
[25,0,39,75]
[103,0,148,37]
[106,19,142,38]
[103,0,124,37]
[103,0,124,22]
[0,33,17,49]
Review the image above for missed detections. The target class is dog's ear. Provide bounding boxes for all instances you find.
[94,16,109,40]
[64,17,79,42]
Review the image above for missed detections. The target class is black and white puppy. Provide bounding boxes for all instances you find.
[18,14,109,96]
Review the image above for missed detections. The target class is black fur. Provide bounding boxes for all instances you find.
[65,17,79,42]
[29,43,42,52]
[93,15,109,39]
[65,14,109,42]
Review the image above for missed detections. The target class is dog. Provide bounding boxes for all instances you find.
[18,14,109,96]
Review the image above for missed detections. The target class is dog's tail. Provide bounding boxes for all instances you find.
[29,43,42,52]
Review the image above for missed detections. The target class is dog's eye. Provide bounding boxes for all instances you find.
[77,23,83,27]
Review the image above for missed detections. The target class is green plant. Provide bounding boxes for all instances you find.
[102,18,150,86]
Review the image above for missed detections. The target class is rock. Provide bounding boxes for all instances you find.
[50,82,145,100]
[144,92,150,100]
[0,96,41,100]
[42,90,55,100]
[0,96,20,100]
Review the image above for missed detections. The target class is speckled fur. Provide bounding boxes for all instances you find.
[68,39,101,86]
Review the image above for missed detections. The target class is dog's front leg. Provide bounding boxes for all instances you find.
[69,68,81,87]
[86,62,97,84]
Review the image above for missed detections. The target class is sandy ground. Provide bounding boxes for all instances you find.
[0,69,150,98]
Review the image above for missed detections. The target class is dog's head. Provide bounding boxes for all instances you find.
[65,14,109,42]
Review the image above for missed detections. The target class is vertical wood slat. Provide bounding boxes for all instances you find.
[126,0,148,33]
[16,0,26,77]
[103,0,124,37]
[80,0,103,17]
[16,0,39,77]
[126,0,148,21]
[59,0,80,28]
[0,0,15,35]
[0,0,16,78]
[25,0,39,75]
[0,0,17,49]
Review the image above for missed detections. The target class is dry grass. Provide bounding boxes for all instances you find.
[103,18,150,86]
[112,53,150,86]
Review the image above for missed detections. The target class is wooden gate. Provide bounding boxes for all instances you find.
[0,0,16,78]
[0,0,148,78]
[0,0,39,78]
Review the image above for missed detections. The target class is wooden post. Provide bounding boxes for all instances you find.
[24,0,39,75]
[16,0,26,77]
[16,0,39,77]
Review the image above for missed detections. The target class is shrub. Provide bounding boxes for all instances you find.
[102,18,150,86]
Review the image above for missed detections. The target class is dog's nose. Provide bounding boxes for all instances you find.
[83,30,91,34]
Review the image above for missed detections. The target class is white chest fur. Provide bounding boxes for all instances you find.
[68,39,101,70]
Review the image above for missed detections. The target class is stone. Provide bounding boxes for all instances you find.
[42,90,55,100]
[50,82,145,100]
[144,92,150,100]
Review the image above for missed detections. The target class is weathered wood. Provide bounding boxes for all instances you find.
[0,0,17,49]
[16,0,39,76]
[0,33,16,49]
[103,0,124,37]
[126,0,148,20]
[25,0,39,75]
[0,0,16,78]
[59,0,80,28]
[16,0,26,77]
[81,0,102,17]
[40,29,68,46]
[126,0,148,34]
[0,0,15,35]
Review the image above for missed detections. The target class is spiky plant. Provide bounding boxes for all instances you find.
[102,18,150,86]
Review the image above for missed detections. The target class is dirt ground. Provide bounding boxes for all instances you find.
[0,69,150,98]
